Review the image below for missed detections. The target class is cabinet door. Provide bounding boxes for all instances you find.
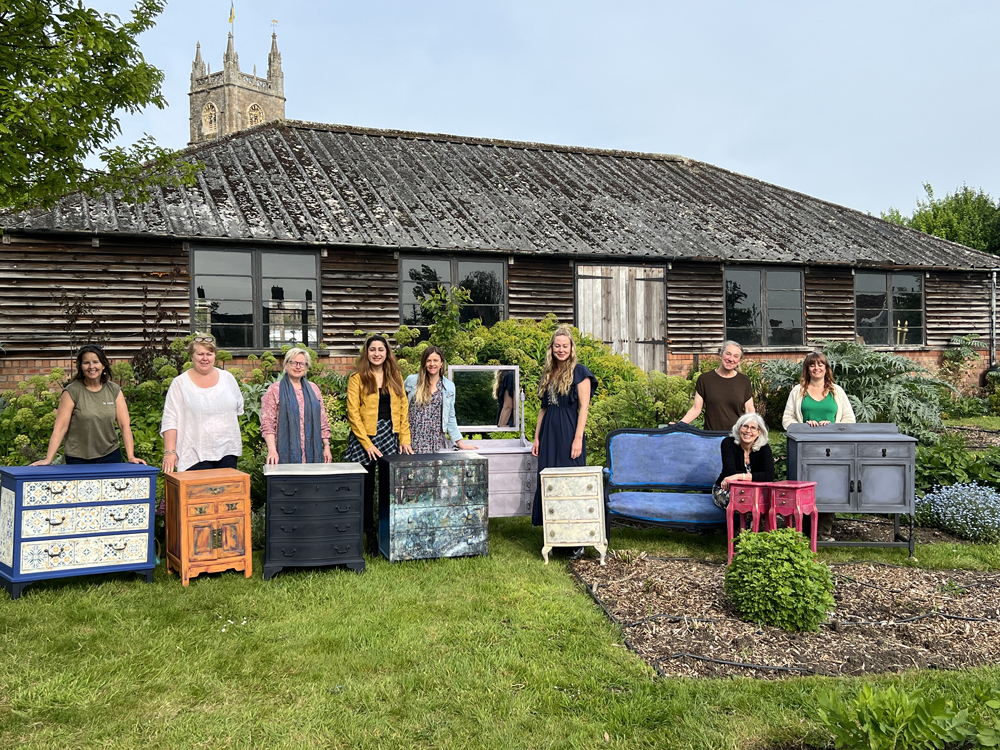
[218,516,247,559]
[188,518,219,562]
[857,460,912,513]
[799,461,854,511]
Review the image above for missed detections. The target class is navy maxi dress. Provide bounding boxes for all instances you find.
[531,364,598,526]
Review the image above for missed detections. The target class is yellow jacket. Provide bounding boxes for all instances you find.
[346,373,411,450]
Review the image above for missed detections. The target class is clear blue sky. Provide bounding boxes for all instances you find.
[103,0,1000,217]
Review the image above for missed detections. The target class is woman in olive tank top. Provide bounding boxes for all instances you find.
[32,345,146,465]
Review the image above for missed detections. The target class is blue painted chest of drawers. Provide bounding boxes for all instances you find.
[377,453,489,562]
[0,463,160,599]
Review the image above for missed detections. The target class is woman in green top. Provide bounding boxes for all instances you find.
[781,351,855,540]
[32,345,146,466]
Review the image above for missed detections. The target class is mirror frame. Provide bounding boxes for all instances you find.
[447,364,521,434]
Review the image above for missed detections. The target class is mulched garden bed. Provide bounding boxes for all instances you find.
[945,425,1000,449]
[571,555,1000,679]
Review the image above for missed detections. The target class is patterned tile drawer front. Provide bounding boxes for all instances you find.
[186,480,245,501]
[270,497,362,519]
[393,505,487,531]
[545,521,603,545]
[390,526,488,561]
[21,504,150,538]
[1,487,13,567]
[23,477,151,506]
[543,498,602,522]
[20,533,148,573]
[542,474,601,499]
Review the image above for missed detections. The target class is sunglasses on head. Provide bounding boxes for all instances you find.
[193,335,215,343]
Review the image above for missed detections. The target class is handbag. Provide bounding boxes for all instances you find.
[712,484,729,510]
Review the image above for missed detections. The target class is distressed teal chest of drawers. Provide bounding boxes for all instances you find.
[0,463,160,599]
[377,453,489,562]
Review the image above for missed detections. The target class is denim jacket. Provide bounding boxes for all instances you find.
[403,374,464,442]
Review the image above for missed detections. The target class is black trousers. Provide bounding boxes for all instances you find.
[363,462,377,555]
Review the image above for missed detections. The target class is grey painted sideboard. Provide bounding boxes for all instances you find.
[786,423,916,555]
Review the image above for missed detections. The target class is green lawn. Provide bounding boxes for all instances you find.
[944,416,1000,430]
[1,519,998,750]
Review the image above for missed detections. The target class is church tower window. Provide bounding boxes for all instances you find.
[247,103,264,127]
[202,102,218,135]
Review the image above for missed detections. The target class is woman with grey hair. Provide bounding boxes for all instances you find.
[712,412,775,509]
[262,347,332,464]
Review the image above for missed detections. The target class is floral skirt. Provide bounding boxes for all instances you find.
[344,418,399,466]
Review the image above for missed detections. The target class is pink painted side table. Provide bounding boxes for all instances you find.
[726,480,772,564]
[767,480,819,553]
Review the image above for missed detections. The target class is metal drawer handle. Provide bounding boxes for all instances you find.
[335,505,351,513]
[858,480,863,494]
[280,506,297,514]
[46,484,66,495]
[336,486,351,491]
[280,488,299,496]
[546,485,553,492]
[281,547,297,557]
[589,530,595,537]
[587,484,593,491]
[45,545,64,557]
[850,480,855,493]
[225,502,240,512]
[825,448,830,457]
[334,545,350,554]
[207,486,225,495]
[335,524,352,532]
[194,506,208,515]
[882,448,887,457]
[47,515,67,526]
[110,510,128,522]
[280,525,298,533]
[112,481,130,492]
[588,507,595,514]
[110,541,127,551]
[548,507,554,514]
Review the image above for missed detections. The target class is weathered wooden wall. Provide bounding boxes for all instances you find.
[321,247,399,356]
[0,236,190,358]
[576,264,666,371]
[508,256,574,322]
[925,271,991,346]
[666,262,724,353]
[804,266,855,342]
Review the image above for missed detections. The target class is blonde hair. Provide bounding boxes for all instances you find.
[538,327,577,399]
[187,333,217,356]
[413,346,445,406]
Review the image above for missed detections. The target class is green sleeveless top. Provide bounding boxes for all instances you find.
[800,390,837,424]
[64,380,121,459]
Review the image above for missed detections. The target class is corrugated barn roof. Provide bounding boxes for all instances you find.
[4,119,997,270]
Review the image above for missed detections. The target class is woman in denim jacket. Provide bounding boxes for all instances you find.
[403,346,477,453]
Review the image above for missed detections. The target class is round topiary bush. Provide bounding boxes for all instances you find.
[723,528,835,632]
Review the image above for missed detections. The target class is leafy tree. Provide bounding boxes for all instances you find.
[0,0,199,210]
[882,183,1000,255]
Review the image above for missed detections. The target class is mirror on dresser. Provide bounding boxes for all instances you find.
[448,365,535,518]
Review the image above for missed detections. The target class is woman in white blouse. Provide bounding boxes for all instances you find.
[160,334,244,473]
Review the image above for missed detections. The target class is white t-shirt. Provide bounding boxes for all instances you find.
[160,368,245,471]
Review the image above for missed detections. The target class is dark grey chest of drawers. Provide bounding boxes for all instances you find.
[786,423,916,554]
[263,463,368,579]
[378,453,489,562]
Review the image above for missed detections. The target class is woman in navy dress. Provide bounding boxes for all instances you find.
[531,326,597,526]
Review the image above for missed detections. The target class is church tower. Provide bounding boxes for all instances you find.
[188,32,286,145]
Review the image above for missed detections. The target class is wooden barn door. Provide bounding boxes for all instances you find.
[576,265,666,372]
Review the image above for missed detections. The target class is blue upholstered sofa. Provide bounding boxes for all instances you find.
[604,423,730,531]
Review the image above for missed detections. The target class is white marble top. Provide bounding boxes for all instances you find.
[540,465,604,475]
[263,463,368,476]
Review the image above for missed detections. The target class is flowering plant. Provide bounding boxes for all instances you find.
[915,482,1000,544]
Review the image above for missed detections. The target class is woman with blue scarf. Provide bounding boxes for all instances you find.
[262,348,333,464]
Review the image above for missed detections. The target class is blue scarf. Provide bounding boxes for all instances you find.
[277,373,323,463]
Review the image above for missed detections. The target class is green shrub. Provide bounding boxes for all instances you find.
[915,434,1000,494]
[816,684,978,750]
[723,528,834,632]
[915,483,1000,544]
[941,395,988,419]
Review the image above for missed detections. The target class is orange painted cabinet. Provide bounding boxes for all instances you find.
[164,469,252,585]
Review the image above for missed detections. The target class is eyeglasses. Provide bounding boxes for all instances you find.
[287,361,308,368]
[740,425,760,432]
[193,335,215,344]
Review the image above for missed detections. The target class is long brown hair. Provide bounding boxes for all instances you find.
[538,327,577,399]
[353,335,404,396]
[799,351,835,396]
[413,345,445,406]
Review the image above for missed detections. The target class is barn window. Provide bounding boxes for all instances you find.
[192,248,319,350]
[855,271,923,346]
[247,103,264,126]
[400,256,506,330]
[725,267,803,347]
[202,102,218,135]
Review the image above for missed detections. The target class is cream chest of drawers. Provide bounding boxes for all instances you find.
[539,465,607,566]
[0,463,160,599]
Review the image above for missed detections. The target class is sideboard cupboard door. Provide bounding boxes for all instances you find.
[799,461,853,511]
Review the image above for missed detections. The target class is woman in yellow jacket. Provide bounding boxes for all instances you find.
[345,334,412,555]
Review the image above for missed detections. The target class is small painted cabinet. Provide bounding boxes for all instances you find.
[540,465,607,566]
[263,463,367,579]
[0,463,160,599]
[164,468,252,585]
[378,453,489,562]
